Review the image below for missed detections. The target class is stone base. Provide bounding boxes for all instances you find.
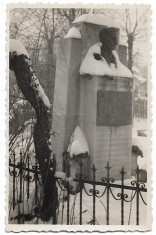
[79,75,133,181]
[94,125,132,180]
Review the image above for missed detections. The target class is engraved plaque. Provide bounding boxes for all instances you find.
[97,90,132,126]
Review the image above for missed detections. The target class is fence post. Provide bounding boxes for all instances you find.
[67,153,70,225]
[35,158,38,206]
[12,151,16,210]
[52,156,57,225]
[79,157,83,225]
[136,166,140,225]
[91,164,97,225]
[120,167,126,225]
[19,150,23,203]
[27,153,30,199]
[106,161,111,225]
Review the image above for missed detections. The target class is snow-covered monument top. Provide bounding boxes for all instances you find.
[72,14,132,77]
[52,14,133,181]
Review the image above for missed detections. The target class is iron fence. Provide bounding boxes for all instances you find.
[134,99,147,119]
[9,151,147,225]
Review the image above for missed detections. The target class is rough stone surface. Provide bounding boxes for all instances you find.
[53,23,132,180]
[95,125,132,179]
[52,38,81,170]
[79,76,133,180]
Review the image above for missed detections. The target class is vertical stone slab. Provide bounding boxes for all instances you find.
[79,75,133,180]
[79,75,97,165]
[78,22,132,179]
[119,45,128,67]
[52,38,81,170]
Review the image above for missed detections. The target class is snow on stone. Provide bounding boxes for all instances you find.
[9,39,29,57]
[137,155,147,171]
[64,27,81,39]
[73,14,118,28]
[119,37,127,46]
[80,43,132,78]
[67,126,89,158]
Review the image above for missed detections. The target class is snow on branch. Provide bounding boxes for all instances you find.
[9,39,50,109]
[9,39,56,221]
[10,39,29,57]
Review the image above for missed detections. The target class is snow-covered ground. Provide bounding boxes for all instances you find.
[9,177,147,225]
[9,118,148,225]
[132,118,147,137]
[55,180,147,225]
[132,118,147,170]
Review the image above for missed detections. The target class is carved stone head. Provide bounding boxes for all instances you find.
[99,27,119,50]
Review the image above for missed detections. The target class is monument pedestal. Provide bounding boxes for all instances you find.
[79,75,133,180]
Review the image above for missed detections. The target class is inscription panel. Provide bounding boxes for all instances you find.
[97,90,132,126]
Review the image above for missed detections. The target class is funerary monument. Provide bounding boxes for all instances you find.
[52,14,133,180]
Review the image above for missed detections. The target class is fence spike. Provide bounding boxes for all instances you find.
[105,161,111,171]
[120,166,126,175]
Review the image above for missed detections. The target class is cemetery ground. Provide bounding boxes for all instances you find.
[9,174,147,225]
[8,117,148,225]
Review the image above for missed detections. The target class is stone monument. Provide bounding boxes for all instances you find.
[52,14,133,180]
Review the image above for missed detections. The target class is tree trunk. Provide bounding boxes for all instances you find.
[127,34,134,71]
[9,52,58,222]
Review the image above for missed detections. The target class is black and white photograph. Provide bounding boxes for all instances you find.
[6,4,152,232]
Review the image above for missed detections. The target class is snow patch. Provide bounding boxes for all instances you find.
[36,84,51,108]
[67,126,89,158]
[80,43,132,78]
[64,27,81,39]
[132,136,147,171]
[55,171,66,180]
[56,179,147,225]
[134,74,146,83]
[73,14,118,28]
[24,118,36,126]
[30,74,50,108]
[137,155,147,171]
[119,37,127,46]
[9,39,29,57]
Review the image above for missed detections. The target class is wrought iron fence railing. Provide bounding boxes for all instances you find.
[9,151,147,225]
